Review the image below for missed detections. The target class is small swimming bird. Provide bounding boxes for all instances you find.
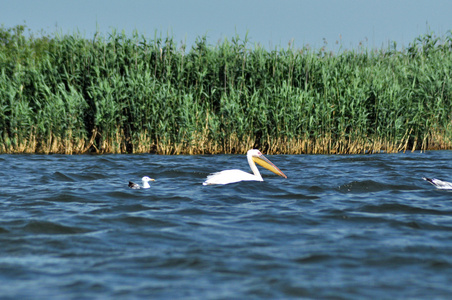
[422,177,452,189]
[128,176,155,189]
[203,149,287,185]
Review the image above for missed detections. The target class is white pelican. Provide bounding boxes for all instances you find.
[423,177,452,190]
[129,176,155,189]
[203,149,287,185]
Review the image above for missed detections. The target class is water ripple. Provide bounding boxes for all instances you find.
[1,152,452,298]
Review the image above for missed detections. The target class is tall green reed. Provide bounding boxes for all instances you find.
[1,25,452,154]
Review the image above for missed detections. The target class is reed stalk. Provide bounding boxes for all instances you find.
[1,25,452,154]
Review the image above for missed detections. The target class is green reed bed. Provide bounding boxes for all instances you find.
[1,25,452,154]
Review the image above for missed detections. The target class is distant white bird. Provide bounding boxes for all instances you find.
[128,176,155,189]
[203,149,287,185]
[423,177,452,190]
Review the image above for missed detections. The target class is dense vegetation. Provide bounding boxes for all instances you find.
[1,25,452,154]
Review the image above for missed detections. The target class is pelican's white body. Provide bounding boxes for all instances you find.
[203,149,286,185]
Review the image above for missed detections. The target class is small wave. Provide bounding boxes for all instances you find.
[51,171,76,182]
[22,220,90,235]
[41,192,89,203]
[337,180,416,193]
[293,253,335,264]
[45,171,109,183]
[358,203,451,216]
[101,214,180,228]
[151,256,206,269]
[271,192,320,201]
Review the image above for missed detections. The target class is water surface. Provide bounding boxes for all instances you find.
[1,151,452,299]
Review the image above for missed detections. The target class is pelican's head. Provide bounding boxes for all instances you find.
[248,149,287,178]
[142,176,156,183]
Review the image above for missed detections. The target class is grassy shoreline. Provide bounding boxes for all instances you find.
[1,25,452,154]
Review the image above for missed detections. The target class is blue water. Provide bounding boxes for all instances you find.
[1,151,452,299]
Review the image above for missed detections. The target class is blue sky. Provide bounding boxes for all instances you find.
[3,0,452,52]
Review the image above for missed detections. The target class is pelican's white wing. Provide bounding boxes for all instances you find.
[203,169,262,185]
[423,177,452,189]
[203,149,287,186]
